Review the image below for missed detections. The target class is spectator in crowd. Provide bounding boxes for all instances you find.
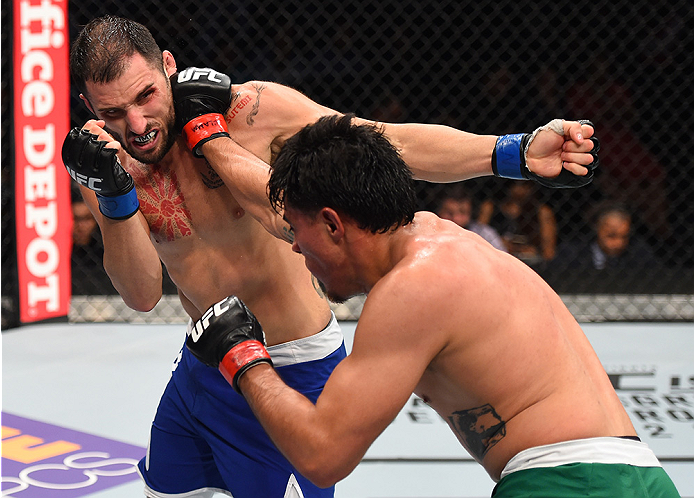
[435,184,507,252]
[566,54,670,239]
[554,202,658,270]
[478,180,557,266]
[71,193,117,295]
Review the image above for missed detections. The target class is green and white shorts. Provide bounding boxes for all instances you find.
[492,437,681,498]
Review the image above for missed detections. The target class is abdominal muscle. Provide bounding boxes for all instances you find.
[157,219,332,346]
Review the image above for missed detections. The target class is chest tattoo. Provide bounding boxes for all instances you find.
[246,83,266,126]
[132,165,193,242]
[447,404,506,461]
[200,161,224,189]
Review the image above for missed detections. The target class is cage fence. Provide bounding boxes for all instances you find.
[2,0,693,327]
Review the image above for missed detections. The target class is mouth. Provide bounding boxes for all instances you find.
[131,130,159,150]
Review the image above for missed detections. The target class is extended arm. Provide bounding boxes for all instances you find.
[371,118,598,186]
[187,291,435,488]
[63,121,163,310]
[236,82,598,185]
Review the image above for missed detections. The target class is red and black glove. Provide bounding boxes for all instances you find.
[170,67,233,157]
[186,296,272,393]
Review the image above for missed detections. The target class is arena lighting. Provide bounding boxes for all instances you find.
[13,0,72,323]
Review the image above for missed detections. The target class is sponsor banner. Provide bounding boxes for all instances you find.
[1,413,145,497]
[609,364,694,455]
[13,0,73,323]
[364,362,694,461]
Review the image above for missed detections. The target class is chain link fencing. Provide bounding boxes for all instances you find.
[3,0,693,326]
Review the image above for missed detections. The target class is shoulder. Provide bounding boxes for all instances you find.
[376,221,489,313]
[232,80,316,105]
[229,81,337,131]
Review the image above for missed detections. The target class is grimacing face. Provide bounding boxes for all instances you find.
[82,52,178,164]
[284,204,356,304]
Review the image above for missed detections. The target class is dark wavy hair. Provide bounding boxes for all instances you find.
[268,114,416,233]
[70,15,163,95]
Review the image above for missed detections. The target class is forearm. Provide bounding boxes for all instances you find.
[239,364,362,488]
[366,120,497,182]
[200,139,292,242]
[96,210,163,311]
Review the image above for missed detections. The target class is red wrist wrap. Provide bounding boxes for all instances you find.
[219,340,272,392]
[182,113,229,151]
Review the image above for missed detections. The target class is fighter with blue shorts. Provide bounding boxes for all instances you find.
[138,314,346,497]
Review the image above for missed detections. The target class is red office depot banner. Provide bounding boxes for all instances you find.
[13,0,72,323]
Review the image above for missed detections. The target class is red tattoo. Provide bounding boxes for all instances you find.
[131,165,193,242]
[227,95,253,121]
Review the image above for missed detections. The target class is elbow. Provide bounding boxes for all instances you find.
[114,275,162,312]
[300,464,347,490]
[122,293,160,312]
[104,265,163,312]
[294,451,358,489]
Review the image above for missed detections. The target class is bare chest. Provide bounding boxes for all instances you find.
[127,157,242,244]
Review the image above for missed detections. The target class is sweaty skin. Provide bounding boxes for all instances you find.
[78,50,596,344]
[78,52,331,344]
[238,211,636,487]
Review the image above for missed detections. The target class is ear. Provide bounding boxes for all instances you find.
[320,207,345,243]
[162,50,177,77]
[80,94,96,116]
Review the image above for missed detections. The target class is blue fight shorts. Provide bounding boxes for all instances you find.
[137,312,346,498]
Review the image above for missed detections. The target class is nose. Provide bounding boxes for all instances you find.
[126,108,148,136]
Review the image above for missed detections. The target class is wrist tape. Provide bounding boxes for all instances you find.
[182,113,229,157]
[97,188,139,220]
[491,133,530,180]
[219,340,273,393]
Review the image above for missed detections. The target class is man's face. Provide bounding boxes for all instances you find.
[284,204,356,303]
[596,213,630,257]
[437,198,472,228]
[82,53,177,164]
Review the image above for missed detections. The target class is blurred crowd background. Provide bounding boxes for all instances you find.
[2,0,693,326]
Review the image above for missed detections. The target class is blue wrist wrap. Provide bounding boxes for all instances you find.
[492,133,527,180]
[97,188,139,220]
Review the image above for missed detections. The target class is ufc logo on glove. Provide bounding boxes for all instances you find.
[177,67,224,83]
[191,297,233,342]
[64,165,103,191]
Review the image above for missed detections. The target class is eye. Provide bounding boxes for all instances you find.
[102,109,124,119]
[138,89,155,104]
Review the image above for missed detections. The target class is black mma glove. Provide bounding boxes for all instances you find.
[492,119,600,189]
[61,128,139,220]
[170,67,233,157]
[186,295,273,393]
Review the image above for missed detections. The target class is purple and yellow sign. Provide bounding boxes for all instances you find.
[1,412,145,497]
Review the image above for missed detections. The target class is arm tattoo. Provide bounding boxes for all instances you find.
[448,404,506,461]
[246,83,266,126]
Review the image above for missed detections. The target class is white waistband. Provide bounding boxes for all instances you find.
[267,312,343,367]
[500,437,662,480]
[187,312,343,368]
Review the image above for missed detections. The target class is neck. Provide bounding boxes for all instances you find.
[347,225,409,294]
